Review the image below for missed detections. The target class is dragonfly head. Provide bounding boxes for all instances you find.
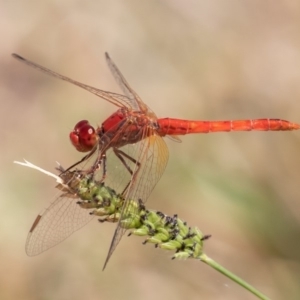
[69,120,98,152]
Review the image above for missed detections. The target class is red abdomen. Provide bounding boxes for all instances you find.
[157,118,300,135]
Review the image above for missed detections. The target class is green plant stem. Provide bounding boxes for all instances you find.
[200,254,270,300]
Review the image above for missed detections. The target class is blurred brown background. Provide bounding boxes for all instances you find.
[1,1,300,299]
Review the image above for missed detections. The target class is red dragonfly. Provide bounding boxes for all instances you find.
[13,52,300,269]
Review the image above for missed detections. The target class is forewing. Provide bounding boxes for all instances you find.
[105,53,149,112]
[12,53,134,109]
[26,193,94,256]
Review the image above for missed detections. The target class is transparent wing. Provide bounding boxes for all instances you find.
[26,193,94,256]
[12,53,135,109]
[105,53,148,112]
[102,133,169,269]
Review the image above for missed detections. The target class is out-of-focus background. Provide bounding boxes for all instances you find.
[2,1,300,299]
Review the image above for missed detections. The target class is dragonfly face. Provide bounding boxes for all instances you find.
[70,120,98,152]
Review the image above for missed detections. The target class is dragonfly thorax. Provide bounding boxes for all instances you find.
[100,108,158,148]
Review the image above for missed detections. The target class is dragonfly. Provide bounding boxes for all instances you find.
[12,52,300,269]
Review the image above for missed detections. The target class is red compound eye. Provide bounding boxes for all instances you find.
[69,120,98,152]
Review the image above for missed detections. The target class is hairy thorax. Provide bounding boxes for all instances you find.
[100,108,158,148]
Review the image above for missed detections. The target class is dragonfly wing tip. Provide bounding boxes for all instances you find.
[12,53,24,60]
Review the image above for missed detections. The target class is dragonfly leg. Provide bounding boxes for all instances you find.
[62,146,97,174]
[113,148,141,175]
[93,153,107,183]
[113,148,141,195]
